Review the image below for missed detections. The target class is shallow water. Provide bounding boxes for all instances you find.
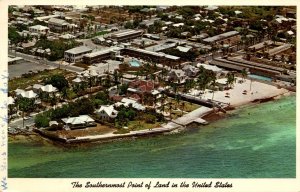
[8,95,296,178]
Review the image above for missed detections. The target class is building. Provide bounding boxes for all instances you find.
[64,46,92,63]
[82,47,121,64]
[168,69,186,84]
[110,29,144,42]
[61,115,95,129]
[203,31,241,46]
[122,47,180,66]
[182,64,199,77]
[96,105,118,121]
[28,25,49,35]
[48,18,69,32]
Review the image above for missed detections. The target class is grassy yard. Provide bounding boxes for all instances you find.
[9,69,74,91]
[127,120,161,131]
[53,123,116,138]
[164,98,200,118]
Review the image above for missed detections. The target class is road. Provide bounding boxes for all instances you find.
[8,51,85,73]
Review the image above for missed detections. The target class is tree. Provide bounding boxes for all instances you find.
[226,72,235,88]
[17,97,35,128]
[241,68,248,82]
[45,74,69,92]
[35,114,50,128]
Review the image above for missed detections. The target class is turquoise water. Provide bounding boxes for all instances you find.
[129,60,141,67]
[8,95,296,178]
[248,74,272,82]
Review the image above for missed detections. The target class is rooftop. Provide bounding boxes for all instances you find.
[65,46,92,55]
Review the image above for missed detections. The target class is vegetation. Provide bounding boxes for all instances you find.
[9,69,73,91]
[34,37,82,61]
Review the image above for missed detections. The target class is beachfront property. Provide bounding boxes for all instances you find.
[61,115,96,129]
[96,105,118,121]
[7,5,296,143]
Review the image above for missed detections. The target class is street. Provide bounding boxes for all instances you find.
[8,51,85,73]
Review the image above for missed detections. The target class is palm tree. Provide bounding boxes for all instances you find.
[17,97,35,128]
[226,72,235,88]
[241,68,248,82]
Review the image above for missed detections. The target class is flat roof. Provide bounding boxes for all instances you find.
[65,46,92,55]
[112,30,143,38]
[203,31,239,43]
[84,47,121,58]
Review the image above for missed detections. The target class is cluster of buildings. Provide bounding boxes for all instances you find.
[8,5,297,131]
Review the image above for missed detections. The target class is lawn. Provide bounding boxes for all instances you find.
[127,120,161,131]
[53,123,116,138]
[9,69,74,91]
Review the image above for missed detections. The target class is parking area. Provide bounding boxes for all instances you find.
[8,60,55,79]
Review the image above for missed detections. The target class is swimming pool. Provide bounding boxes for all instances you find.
[129,60,141,67]
[248,74,272,82]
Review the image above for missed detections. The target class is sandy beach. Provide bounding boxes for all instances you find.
[200,77,289,107]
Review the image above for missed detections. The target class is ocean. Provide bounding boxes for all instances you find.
[8,95,296,178]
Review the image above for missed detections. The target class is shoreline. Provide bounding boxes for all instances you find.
[9,89,294,145]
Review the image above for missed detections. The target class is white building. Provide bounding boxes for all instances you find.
[28,25,49,35]
[96,105,118,120]
[64,46,92,63]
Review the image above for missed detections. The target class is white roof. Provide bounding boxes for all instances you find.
[235,10,242,15]
[96,105,118,118]
[15,89,25,95]
[62,115,95,125]
[72,77,82,83]
[197,63,223,72]
[121,98,145,110]
[65,46,92,55]
[216,78,227,85]
[20,90,37,98]
[8,96,15,105]
[40,84,58,93]
[60,34,75,39]
[29,25,49,30]
[287,30,294,35]
[33,84,43,89]
[173,23,184,27]
[176,46,191,53]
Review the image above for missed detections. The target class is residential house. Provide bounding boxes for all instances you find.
[28,25,49,35]
[95,105,118,121]
[182,64,199,77]
[168,69,187,84]
[61,115,95,129]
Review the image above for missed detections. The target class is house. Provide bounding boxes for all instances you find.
[32,84,43,93]
[129,80,155,93]
[120,98,146,111]
[48,18,69,32]
[168,69,186,84]
[61,115,95,129]
[95,105,118,121]
[64,46,92,63]
[28,25,49,35]
[59,33,76,40]
[182,64,199,77]
[15,89,37,99]
[40,84,58,93]
[92,36,105,44]
[8,96,15,105]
